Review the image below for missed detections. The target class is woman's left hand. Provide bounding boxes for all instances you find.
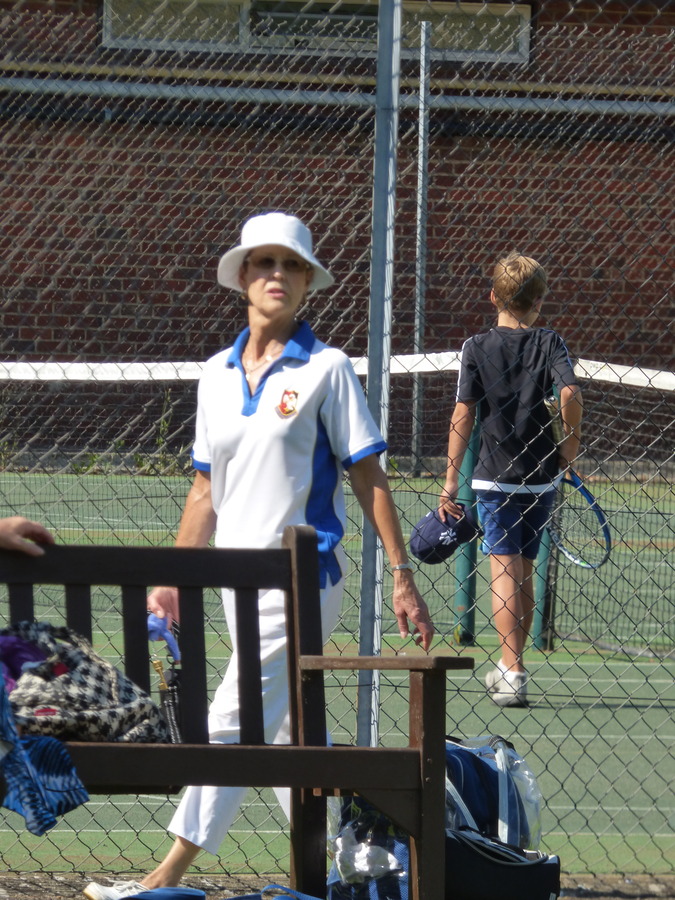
[392,568,434,651]
[348,453,435,651]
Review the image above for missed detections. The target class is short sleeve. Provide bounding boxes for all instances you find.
[549,333,578,390]
[191,375,212,471]
[456,338,483,403]
[319,352,386,468]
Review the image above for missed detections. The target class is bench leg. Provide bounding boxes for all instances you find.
[408,670,447,900]
[290,786,328,898]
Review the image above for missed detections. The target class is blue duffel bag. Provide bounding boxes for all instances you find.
[444,734,535,849]
[327,806,560,900]
[327,735,558,900]
[444,829,560,900]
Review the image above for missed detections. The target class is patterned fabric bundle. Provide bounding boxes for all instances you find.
[4,621,170,743]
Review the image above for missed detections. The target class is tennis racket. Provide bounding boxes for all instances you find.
[548,470,612,569]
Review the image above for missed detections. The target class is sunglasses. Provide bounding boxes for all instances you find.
[246,255,312,274]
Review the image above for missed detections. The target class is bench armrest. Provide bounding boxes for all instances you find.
[299,655,473,672]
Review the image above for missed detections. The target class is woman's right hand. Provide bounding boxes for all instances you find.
[147,586,180,629]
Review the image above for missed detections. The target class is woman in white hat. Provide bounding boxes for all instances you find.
[83,212,434,900]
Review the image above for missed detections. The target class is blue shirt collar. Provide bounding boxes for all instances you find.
[226,320,315,368]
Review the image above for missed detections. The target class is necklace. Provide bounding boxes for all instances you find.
[243,350,282,381]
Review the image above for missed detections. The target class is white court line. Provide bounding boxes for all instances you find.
[91,656,673,687]
[84,800,675,815]
[510,734,675,742]
[543,829,675,843]
[548,804,675,813]
[61,826,674,838]
[371,666,672,678]
[506,732,675,741]
[524,674,672,684]
[532,661,674,672]
[61,827,286,834]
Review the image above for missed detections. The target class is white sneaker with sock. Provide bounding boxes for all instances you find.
[485,660,528,707]
[83,880,150,900]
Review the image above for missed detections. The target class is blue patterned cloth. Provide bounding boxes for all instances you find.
[0,666,89,835]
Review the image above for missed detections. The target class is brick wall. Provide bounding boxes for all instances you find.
[2,108,671,366]
[0,0,672,462]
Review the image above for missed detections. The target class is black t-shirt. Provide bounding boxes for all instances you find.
[457,326,578,488]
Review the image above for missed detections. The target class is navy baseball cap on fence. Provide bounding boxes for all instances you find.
[410,504,481,564]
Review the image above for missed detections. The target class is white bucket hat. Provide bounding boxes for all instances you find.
[217,212,334,293]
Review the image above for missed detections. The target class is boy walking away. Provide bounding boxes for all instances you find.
[439,252,583,707]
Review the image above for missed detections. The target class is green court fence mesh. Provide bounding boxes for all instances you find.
[0,0,673,882]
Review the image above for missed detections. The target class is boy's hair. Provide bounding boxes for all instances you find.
[492,251,547,313]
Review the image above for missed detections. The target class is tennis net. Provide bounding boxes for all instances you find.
[0,354,673,657]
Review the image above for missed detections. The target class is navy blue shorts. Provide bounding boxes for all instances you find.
[476,490,555,560]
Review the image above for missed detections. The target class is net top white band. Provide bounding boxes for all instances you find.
[0,355,672,389]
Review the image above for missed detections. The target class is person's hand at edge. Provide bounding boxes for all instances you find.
[0,517,55,557]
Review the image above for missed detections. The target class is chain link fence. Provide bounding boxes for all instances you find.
[1,0,673,882]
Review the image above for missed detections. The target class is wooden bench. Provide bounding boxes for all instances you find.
[0,525,473,900]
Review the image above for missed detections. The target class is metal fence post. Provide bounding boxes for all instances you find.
[411,21,431,476]
[357,0,402,749]
[453,427,478,644]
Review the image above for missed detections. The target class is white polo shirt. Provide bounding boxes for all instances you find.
[192,321,386,586]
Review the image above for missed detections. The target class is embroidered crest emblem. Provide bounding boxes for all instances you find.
[276,389,299,418]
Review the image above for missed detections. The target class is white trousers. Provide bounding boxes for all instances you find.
[168,577,344,855]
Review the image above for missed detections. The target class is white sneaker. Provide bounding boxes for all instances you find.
[83,880,150,900]
[485,661,528,707]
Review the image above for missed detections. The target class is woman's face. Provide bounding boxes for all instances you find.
[239,244,314,323]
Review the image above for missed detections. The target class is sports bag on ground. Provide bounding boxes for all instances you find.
[327,736,560,900]
[443,737,559,899]
[327,798,560,900]
[445,734,542,849]
[444,829,560,900]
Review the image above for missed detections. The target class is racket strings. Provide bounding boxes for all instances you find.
[551,481,610,567]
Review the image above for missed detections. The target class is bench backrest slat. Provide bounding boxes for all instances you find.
[122,584,154,692]
[8,583,34,622]
[175,584,210,744]
[65,584,93,641]
[234,586,265,745]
